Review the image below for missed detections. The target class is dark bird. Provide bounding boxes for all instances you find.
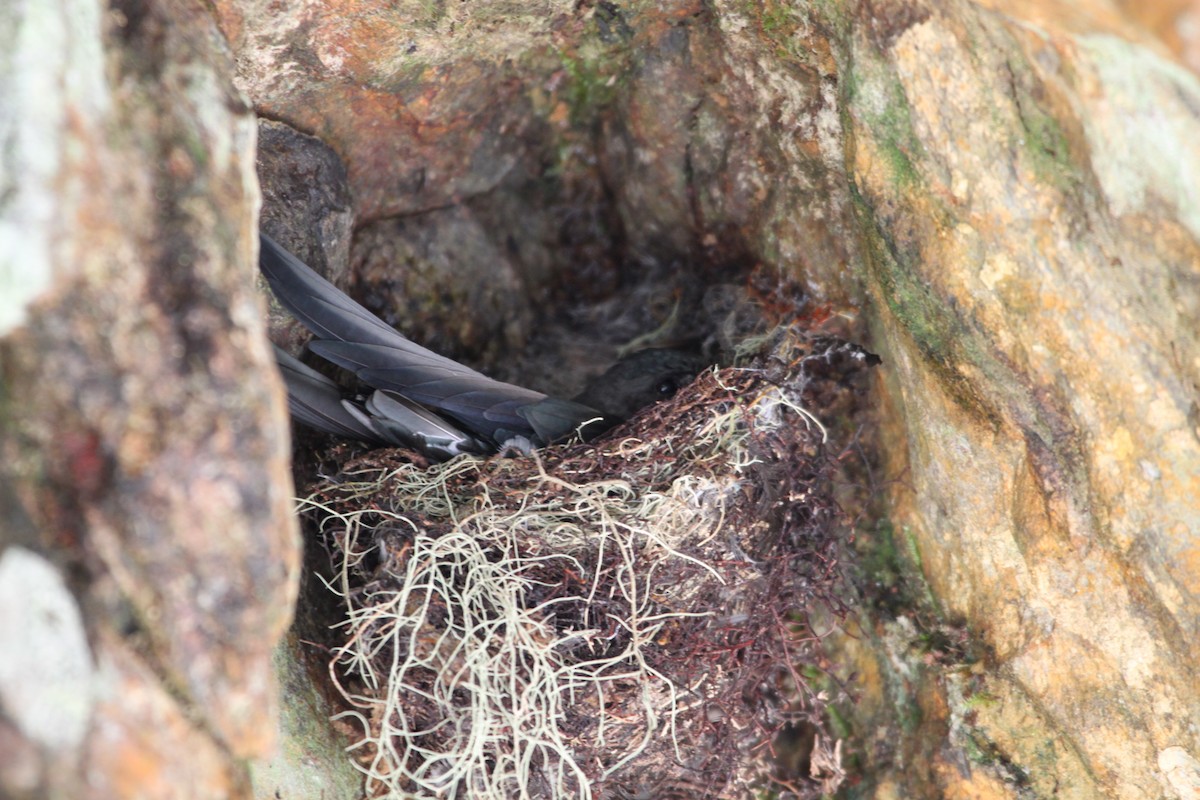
[260,233,703,460]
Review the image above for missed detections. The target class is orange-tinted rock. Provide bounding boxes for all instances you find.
[6,0,1197,795]
[228,0,1200,794]
[848,0,1200,796]
[1,0,298,795]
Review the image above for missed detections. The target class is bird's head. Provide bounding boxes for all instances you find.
[575,348,706,421]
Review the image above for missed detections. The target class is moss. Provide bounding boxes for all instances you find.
[982,28,1077,194]
[876,105,921,188]
[826,701,853,741]
[371,55,431,90]
[249,636,363,800]
[807,0,853,38]
[962,729,995,766]
[1013,86,1074,190]
[963,689,998,710]
[761,4,791,34]
[851,184,1006,429]
[800,662,855,741]
[180,127,209,170]
[903,527,946,615]
[854,516,955,663]
[845,55,924,189]
[558,49,625,126]
[550,2,642,130]
[856,173,1091,502]
[958,728,1035,791]
[417,0,446,26]
[759,0,805,61]
[857,518,901,595]
[1031,735,1064,776]
[901,524,923,572]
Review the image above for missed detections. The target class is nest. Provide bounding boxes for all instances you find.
[297,331,869,799]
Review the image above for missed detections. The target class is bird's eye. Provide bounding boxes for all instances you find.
[657,378,678,396]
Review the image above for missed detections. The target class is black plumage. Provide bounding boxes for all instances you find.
[261,233,702,459]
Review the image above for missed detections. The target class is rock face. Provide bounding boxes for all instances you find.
[845,2,1200,797]
[232,1,1200,795]
[0,0,297,797]
[3,0,1199,797]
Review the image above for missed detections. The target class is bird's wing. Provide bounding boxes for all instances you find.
[260,233,601,447]
[363,390,484,459]
[275,345,484,453]
[313,341,552,444]
[273,346,389,443]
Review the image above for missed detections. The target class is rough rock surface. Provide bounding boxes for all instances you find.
[229,0,1200,796]
[0,0,297,797]
[3,0,1199,797]
[843,0,1200,796]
